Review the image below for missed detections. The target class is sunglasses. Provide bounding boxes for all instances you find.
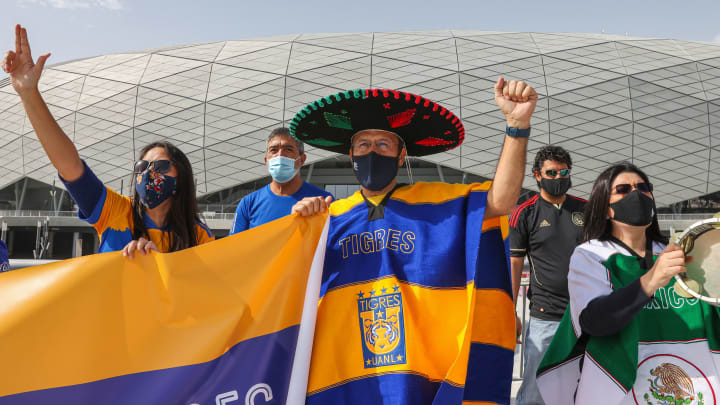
[614,182,653,194]
[134,159,173,174]
[543,169,570,177]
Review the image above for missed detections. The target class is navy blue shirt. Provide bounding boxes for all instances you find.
[229,182,333,235]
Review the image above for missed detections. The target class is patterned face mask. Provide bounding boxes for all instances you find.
[135,169,177,209]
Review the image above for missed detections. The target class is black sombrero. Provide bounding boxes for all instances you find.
[289,89,464,157]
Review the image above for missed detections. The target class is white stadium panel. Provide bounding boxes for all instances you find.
[454,32,539,54]
[372,56,457,89]
[544,42,627,75]
[455,38,538,71]
[614,42,694,75]
[371,32,454,54]
[89,54,152,85]
[287,43,368,75]
[375,37,460,71]
[295,33,373,54]
[288,56,372,90]
[139,54,209,84]
[37,68,85,92]
[206,64,282,101]
[215,42,292,75]
[207,77,286,122]
[1,30,720,204]
[159,42,226,63]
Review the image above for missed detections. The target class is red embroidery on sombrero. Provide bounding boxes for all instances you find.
[415,137,455,146]
[387,108,416,128]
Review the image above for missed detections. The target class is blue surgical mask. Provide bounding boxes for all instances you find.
[135,170,177,209]
[267,156,299,183]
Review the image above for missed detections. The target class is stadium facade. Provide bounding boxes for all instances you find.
[1,30,720,258]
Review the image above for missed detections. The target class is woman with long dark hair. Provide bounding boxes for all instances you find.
[2,25,214,257]
[536,162,720,404]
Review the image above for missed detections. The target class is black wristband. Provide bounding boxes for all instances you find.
[506,126,531,138]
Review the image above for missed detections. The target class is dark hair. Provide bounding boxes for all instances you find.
[532,145,572,174]
[131,141,204,252]
[268,127,304,155]
[582,162,666,244]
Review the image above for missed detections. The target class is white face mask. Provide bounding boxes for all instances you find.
[267,156,299,183]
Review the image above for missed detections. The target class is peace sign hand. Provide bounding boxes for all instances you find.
[494,77,538,129]
[1,24,51,96]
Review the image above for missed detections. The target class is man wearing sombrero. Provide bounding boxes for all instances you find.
[292,78,537,404]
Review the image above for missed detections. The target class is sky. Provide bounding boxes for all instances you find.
[2,0,720,69]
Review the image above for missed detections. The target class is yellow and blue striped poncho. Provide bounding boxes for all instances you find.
[307,181,515,404]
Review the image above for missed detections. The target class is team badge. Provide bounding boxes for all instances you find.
[572,212,584,226]
[632,355,714,405]
[357,285,407,368]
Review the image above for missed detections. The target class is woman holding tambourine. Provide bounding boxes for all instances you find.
[536,162,720,405]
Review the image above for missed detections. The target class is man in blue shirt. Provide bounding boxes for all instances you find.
[229,127,333,234]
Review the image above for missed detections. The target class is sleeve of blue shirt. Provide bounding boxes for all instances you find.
[58,161,106,220]
[228,197,251,235]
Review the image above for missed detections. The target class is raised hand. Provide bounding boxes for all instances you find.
[1,24,50,95]
[640,243,687,296]
[494,77,538,129]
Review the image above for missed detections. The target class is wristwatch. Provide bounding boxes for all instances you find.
[506,126,531,138]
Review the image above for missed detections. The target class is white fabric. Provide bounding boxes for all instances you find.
[567,239,664,337]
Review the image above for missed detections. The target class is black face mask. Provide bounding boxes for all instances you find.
[538,177,571,197]
[352,151,399,191]
[609,190,656,227]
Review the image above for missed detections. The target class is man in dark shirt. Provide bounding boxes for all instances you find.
[510,145,586,405]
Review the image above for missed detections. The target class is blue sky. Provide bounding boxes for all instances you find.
[3,0,720,66]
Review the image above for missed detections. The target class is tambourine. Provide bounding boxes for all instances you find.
[673,217,720,306]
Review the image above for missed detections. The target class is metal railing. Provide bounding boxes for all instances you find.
[515,276,530,381]
[1,210,715,221]
[0,210,79,217]
[656,213,715,221]
[0,209,236,222]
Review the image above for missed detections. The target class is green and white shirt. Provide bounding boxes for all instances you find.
[537,239,720,405]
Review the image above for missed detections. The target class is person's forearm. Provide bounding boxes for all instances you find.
[510,256,524,304]
[485,133,528,218]
[20,89,84,181]
[579,279,652,336]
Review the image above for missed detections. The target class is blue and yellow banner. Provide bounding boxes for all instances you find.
[0,213,328,405]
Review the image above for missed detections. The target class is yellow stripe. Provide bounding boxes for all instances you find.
[329,191,365,216]
[391,181,492,205]
[330,181,493,216]
[481,215,510,239]
[308,278,475,393]
[472,290,516,351]
[0,213,327,396]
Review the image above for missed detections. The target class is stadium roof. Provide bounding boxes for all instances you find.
[1,30,720,205]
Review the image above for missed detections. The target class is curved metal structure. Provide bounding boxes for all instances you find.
[1,30,720,205]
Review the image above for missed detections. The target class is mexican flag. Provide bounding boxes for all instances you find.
[536,240,720,405]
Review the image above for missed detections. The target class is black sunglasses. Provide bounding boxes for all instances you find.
[614,182,653,194]
[543,169,570,177]
[134,160,173,174]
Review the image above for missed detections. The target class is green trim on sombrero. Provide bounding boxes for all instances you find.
[289,88,464,157]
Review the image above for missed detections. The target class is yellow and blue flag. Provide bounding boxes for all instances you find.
[0,213,328,405]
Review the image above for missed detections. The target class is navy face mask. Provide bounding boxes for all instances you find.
[135,170,177,209]
[352,151,399,191]
[609,190,655,227]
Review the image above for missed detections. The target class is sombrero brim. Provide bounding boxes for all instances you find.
[289,89,464,157]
